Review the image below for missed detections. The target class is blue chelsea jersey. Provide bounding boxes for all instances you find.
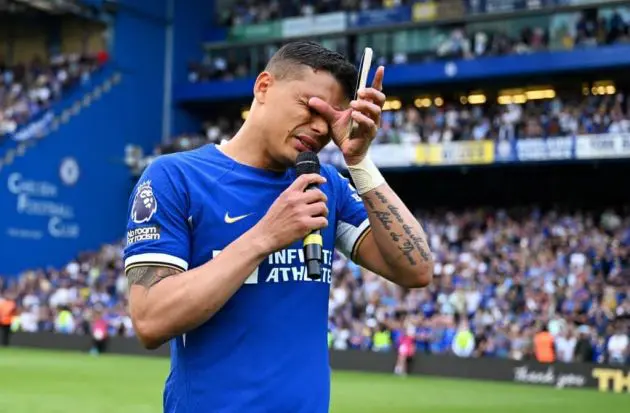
[123,144,370,413]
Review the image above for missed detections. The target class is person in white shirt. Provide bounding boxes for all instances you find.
[465,285,482,317]
[555,328,577,363]
[18,305,39,333]
[607,326,629,365]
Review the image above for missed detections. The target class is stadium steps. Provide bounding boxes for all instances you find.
[0,69,122,173]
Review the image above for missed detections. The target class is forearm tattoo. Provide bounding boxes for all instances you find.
[127,266,181,289]
[364,190,431,265]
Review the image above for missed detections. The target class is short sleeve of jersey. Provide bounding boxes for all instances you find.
[123,156,190,274]
[330,167,370,260]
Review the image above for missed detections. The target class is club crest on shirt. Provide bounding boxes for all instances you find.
[131,180,158,224]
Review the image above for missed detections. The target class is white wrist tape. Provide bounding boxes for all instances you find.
[346,156,385,195]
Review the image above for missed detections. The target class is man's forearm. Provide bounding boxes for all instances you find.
[127,230,270,349]
[361,184,433,286]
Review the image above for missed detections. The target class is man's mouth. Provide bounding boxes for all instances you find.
[295,135,319,152]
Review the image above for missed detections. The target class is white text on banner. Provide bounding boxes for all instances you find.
[281,12,347,38]
[368,143,417,167]
[516,137,573,161]
[575,133,630,159]
[321,143,416,169]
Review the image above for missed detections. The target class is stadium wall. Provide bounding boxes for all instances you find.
[170,0,210,136]
[9,333,630,394]
[112,0,169,150]
[0,68,133,276]
[112,0,212,140]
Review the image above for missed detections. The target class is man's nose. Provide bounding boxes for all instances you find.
[310,114,329,136]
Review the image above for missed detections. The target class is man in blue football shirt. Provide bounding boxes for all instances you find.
[124,41,433,412]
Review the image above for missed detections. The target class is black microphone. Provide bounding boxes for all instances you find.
[296,151,323,280]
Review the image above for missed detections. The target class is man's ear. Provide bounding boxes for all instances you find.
[253,72,273,104]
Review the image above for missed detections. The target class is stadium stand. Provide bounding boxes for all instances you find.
[3,203,629,366]
[0,51,108,138]
[192,6,630,82]
[216,0,368,26]
[216,0,630,48]
[329,207,629,364]
[122,87,630,178]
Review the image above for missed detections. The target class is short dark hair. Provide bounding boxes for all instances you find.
[265,40,357,100]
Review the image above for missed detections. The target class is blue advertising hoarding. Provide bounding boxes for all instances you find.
[348,6,412,28]
[515,137,575,162]
[494,139,518,163]
[467,0,566,14]
[0,137,129,277]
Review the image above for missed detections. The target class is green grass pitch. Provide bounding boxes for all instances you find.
[0,347,626,413]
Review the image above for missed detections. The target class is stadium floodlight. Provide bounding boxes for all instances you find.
[467,94,486,105]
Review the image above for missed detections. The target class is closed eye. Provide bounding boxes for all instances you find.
[301,99,317,116]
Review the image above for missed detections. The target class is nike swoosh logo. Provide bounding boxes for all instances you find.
[224,212,252,224]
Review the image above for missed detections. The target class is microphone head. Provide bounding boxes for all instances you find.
[296,151,320,176]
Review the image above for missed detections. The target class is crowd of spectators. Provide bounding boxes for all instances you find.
[0,52,107,138]
[329,207,630,366]
[435,7,630,62]
[123,118,239,177]
[1,206,628,366]
[193,6,630,82]
[123,89,630,177]
[371,91,630,145]
[216,0,407,27]
[0,241,132,338]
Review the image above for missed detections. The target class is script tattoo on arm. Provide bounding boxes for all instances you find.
[374,211,393,230]
[127,266,181,290]
[398,239,417,266]
[403,224,432,262]
[375,191,388,204]
[387,204,404,223]
[365,191,431,265]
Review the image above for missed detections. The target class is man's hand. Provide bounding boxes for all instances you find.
[253,173,328,253]
[308,66,386,166]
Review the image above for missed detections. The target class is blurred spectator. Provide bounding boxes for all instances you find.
[574,325,594,363]
[555,327,577,363]
[607,325,629,365]
[0,292,17,346]
[90,307,109,355]
[394,324,416,376]
[534,325,555,363]
[452,320,475,357]
[55,305,76,334]
[372,324,392,352]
